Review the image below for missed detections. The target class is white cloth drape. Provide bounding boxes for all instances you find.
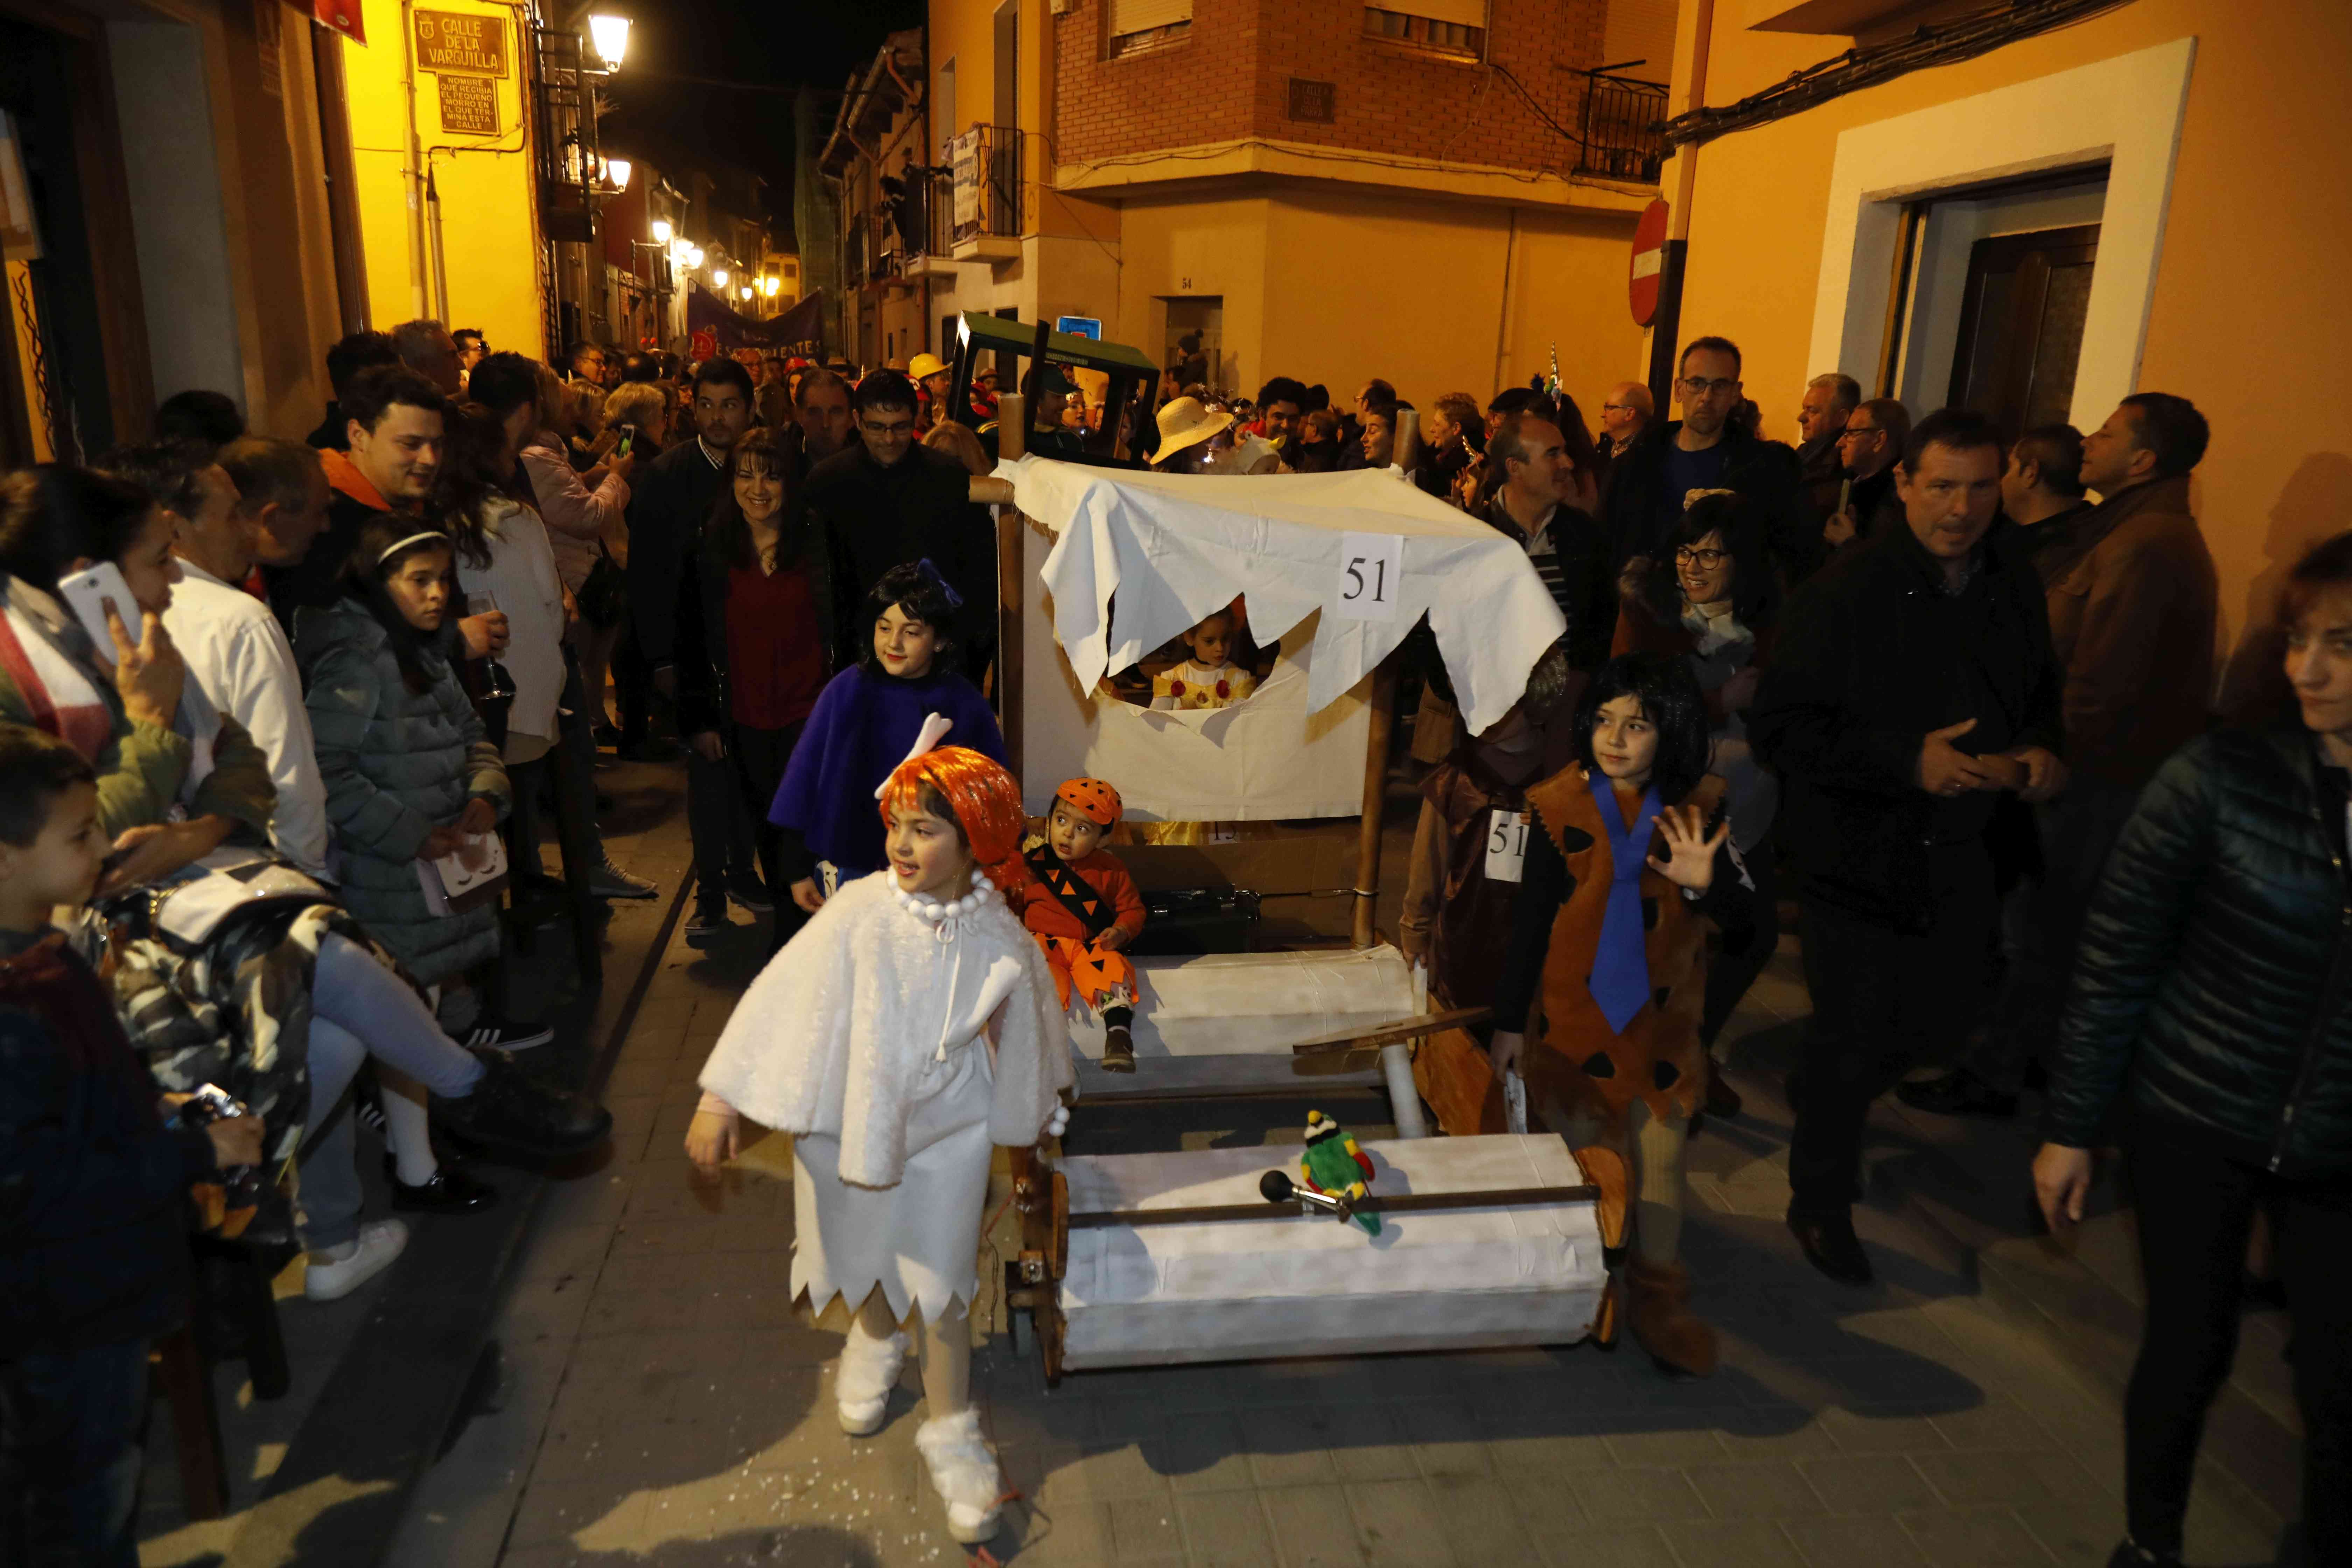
[1006,457,1564,735]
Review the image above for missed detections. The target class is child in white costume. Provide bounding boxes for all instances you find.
[687,743,1072,1546]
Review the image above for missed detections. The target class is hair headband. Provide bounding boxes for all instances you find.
[914,558,964,611]
[377,530,449,567]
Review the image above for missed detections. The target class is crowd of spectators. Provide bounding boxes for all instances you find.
[3,313,2346,1568]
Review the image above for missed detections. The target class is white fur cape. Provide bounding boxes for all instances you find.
[698,871,1072,1188]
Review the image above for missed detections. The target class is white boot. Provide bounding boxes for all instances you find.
[835,1325,908,1435]
[916,1408,1005,1544]
[304,1218,409,1302]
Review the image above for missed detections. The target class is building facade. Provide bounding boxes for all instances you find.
[894,0,1672,421]
[1646,0,2352,701]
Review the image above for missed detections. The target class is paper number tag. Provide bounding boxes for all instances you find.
[1334,532,1405,621]
[1484,809,1530,883]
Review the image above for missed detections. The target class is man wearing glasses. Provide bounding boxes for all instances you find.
[1595,380,1652,463]
[1600,336,1812,579]
[1821,398,1912,551]
[1797,371,1860,517]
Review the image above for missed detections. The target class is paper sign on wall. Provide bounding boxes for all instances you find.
[1484,809,1530,883]
[1334,532,1405,621]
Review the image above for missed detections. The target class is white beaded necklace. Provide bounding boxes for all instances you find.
[895,870,995,940]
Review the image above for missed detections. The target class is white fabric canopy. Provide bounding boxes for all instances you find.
[1006,457,1567,736]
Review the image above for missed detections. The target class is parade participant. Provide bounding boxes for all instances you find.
[687,745,1071,1547]
[770,563,1004,914]
[1612,493,1783,1116]
[1488,653,1749,1378]
[1152,607,1257,709]
[1013,778,1146,1071]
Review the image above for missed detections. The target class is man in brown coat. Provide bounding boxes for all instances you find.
[1903,393,2218,1118]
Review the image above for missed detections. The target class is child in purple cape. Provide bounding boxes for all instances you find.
[774,562,1007,913]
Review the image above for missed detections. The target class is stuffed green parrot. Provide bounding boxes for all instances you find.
[1300,1109,1380,1236]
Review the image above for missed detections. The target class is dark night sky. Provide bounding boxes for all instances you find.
[597,0,923,236]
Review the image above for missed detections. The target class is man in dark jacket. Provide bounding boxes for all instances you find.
[1795,371,1859,520]
[1819,398,1910,554]
[1749,407,2065,1285]
[1906,398,2218,1120]
[2033,532,2352,1568]
[303,330,399,452]
[1602,336,1816,582]
[806,369,996,678]
[626,357,760,923]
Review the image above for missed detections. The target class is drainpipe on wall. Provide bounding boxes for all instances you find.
[399,0,433,320]
[1492,206,1520,392]
[426,164,452,323]
[1645,0,1715,408]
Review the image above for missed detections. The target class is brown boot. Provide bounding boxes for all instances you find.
[1626,1258,1718,1378]
[1101,1023,1136,1072]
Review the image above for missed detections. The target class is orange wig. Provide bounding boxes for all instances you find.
[877,745,1027,883]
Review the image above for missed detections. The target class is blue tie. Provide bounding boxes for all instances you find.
[1586,772,1662,1035]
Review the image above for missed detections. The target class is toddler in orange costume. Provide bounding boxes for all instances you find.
[1014,778,1148,1071]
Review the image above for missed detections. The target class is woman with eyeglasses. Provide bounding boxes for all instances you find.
[1612,492,1783,1118]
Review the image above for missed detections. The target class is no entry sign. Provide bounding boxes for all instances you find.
[1629,198,1670,327]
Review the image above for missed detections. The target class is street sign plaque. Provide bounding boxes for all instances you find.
[1629,197,1669,327]
[414,10,509,77]
[436,75,498,135]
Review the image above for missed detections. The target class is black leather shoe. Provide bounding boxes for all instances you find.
[1703,1058,1744,1119]
[384,1161,498,1214]
[1895,1069,2019,1119]
[1787,1208,1875,1286]
[432,1051,612,1160]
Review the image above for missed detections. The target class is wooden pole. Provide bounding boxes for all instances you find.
[1352,653,1400,948]
[994,391,1027,777]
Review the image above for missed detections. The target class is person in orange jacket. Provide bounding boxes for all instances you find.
[1012,778,1147,1071]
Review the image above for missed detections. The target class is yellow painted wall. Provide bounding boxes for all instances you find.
[931,0,997,137]
[338,0,543,355]
[1111,187,1638,421]
[1664,0,2352,658]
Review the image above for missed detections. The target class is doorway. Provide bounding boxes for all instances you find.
[1947,224,2100,441]
[1163,296,1221,395]
[1887,171,2106,435]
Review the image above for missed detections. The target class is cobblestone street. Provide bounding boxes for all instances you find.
[366,889,2305,1568]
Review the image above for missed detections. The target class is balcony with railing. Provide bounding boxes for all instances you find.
[946,126,1023,263]
[1574,72,1669,184]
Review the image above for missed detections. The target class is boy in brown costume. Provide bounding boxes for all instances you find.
[1489,653,1752,1377]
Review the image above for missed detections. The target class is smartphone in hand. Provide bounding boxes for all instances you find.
[615,422,638,457]
[56,561,139,656]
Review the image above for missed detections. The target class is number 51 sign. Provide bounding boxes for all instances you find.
[1334,532,1405,621]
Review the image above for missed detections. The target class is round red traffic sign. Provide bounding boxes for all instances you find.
[1629,198,1670,327]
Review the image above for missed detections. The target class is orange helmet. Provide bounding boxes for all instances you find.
[1055,777,1123,827]
[878,746,1026,882]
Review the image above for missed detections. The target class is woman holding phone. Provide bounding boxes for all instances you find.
[0,464,273,888]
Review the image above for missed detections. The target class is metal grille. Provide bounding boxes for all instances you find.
[1575,72,1668,183]
[528,24,597,245]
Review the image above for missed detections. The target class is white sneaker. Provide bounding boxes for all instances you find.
[303,1218,409,1302]
[834,1327,908,1435]
[916,1408,1006,1544]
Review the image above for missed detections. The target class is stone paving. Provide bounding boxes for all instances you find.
[376,894,2308,1568]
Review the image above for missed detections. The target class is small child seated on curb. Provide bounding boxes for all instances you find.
[1014,778,1147,1071]
[0,724,263,1567]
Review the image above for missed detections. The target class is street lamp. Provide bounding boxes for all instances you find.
[606,158,632,193]
[738,285,752,301]
[651,217,673,244]
[588,13,630,71]
[687,246,705,269]
[711,267,728,287]
[761,275,780,298]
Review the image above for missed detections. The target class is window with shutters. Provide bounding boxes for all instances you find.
[1363,2,1488,60]
[1108,0,1191,59]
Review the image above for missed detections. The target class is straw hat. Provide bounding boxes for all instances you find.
[909,352,950,382]
[1154,396,1233,466]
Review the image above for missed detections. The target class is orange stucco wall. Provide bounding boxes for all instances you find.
[1663,0,2352,668]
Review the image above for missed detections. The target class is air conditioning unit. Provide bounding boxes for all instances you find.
[1051,0,1078,13]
